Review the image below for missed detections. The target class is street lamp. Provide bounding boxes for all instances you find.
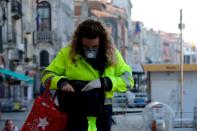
[178,9,185,125]
[0,0,8,53]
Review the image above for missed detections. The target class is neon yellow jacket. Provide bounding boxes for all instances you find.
[42,45,134,131]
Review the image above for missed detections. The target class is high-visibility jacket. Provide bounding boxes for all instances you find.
[41,45,134,131]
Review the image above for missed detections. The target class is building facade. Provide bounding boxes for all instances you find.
[32,0,74,68]
[0,0,23,69]
[111,0,133,66]
[75,0,130,62]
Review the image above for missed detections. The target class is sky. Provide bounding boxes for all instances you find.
[131,0,197,43]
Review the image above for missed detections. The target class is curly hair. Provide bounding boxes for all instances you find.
[70,19,116,65]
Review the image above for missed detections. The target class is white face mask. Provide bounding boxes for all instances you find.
[84,47,98,59]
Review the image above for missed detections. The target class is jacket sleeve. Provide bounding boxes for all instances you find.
[41,48,67,90]
[108,50,134,92]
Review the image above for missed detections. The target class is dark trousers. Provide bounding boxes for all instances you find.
[97,105,113,131]
[66,105,113,131]
[66,114,88,131]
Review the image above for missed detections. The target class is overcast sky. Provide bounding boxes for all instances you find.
[132,0,197,43]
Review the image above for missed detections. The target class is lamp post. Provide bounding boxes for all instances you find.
[0,0,8,53]
[178,9,185,124]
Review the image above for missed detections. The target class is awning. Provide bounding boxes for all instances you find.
[0,68,34,84]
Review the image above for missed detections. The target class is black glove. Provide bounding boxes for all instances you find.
[100,77,112,91]
[57,78,68,90]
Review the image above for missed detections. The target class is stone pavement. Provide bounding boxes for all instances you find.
[0,112,144,131]
[0,111,30,129]
[0,100,145,130]
[112,113,144,131]
[0,100,34,129]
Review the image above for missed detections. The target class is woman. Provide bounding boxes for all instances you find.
[1,120,19,131]
[42,19,134,131]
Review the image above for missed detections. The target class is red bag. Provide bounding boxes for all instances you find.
[21,82,68,131]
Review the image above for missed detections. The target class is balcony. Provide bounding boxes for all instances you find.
[132,33,141,44]
[33,31,57,44]
[11,0,22,20]
[4,31,17,49]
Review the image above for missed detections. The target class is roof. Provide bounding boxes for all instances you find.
[91,9,117,18]
[74,0,126,18]
[142,64,197,72]
[88,1,105,11]
[105,4,126,18]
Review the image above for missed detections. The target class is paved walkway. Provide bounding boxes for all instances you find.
[0,100,34,129]
[112,113,144,131]
[0,100,145,130]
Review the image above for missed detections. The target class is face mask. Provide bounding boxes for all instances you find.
[84,47,98,59]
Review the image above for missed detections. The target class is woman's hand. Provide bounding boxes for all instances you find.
[61,83,75,92]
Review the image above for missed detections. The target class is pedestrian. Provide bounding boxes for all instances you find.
[41,19,134,131]
[1,120,19,131]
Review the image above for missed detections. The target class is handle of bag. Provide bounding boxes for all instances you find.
[42,80,57,103]
[42,80,51,99]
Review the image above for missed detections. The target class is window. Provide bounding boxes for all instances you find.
[184,55,190,64]
[40,50,49,67]
[36,1,51,31]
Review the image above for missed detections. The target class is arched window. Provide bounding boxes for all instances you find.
[36,1,51,31]
[40,50,49,67]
